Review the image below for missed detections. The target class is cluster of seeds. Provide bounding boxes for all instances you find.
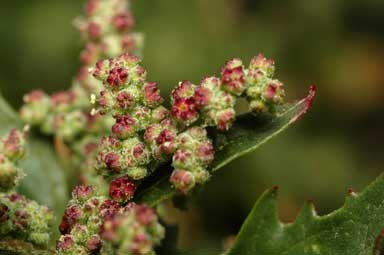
[92,52,285,194]
[0,129,53,246]
[57,185,164,255]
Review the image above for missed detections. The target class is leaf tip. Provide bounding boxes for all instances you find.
[289,84,317,124]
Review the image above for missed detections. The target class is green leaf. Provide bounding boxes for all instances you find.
[226,174,384,255]
[135,86,317,207]
[0,240,54,255]
[0,94,68,238]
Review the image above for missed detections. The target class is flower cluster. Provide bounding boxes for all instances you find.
[92,54,166,186]
[0,129,26,192]
[57,185,109,254]
[92,52,285,194]
[100,203,165,255]
[57,185,164,255]
[20,0,144,193]
[245,54,285,113]
[170,127,214,193]
[0,193,53,246]
[0,129,53,246]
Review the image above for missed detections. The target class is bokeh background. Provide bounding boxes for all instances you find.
[0,0,383,252]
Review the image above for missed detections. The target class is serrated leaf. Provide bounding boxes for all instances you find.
[135,86,316,207]
[0,94,68,239]
[226,174,384,255]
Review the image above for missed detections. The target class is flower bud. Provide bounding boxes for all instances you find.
[249,53,275,77]
[2,129,26,160]
[56,235,75,252]
[112,114,136,139]
[72,185,94,202]
[20,90,51,125]
[143,82,163,108]
[112,12,135,32]
[170,170,195,194]
[221,58,246,96]
[171,98,199,126]
[109,176,136,203]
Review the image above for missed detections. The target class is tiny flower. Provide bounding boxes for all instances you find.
[104,152,122,172]
[87,235,102,253]
[85,0,100,16]
[87,21,102,40]
[221,58,246,96]
[170,170,196,194]
[151,106,169,122]
[109,176,136,203]
[262,80,285,104]
[112,115,136,139]
[171,81,196,102]
[134,205,156,226]
[121,34,137,53]
[249,53,275,77]
[106,67,129,88]
[156,129,176,154]
[99,90,114,109]
[194,85,212,109]
[113,12,135,32]
[142,82,163,108]
[116,90,135,109]
[2,129,26,160]
[196,142,215,166]
[172,149,194,170]
[171,98,199,125]
[216,108,236,131]
[72,185,94,201]
[56,235,75,252]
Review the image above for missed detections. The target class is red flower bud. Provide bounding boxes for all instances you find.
[171,81,195,102]
[143,82,163,107]
[170,170,195,194]
[106,67,129,88]
[104,152,122,172]
[109,176,136,203]
[56,235,75,252]
[134,204,156,226]
[113,12,135,32]
[171,98,199,125]
[216,109,235,131]
[72,185,94,201]
[87,21,102,40]
[221,58,246,96]
[112,115,136,139]
[87,235,102,253]
[117,91,135,109]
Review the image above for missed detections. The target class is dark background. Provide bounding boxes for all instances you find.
[0,0,383,251]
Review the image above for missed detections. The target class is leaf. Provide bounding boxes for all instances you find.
[226,174,384,255]
[135,86,317,207]
[0,240,54,255]
[0,94,68,238]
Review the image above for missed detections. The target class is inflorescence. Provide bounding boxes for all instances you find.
[92,52,285,195]
[0,129,53,246]
[18,0,287,253]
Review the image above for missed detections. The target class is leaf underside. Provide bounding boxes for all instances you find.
[227,173,384,255]
[135,86,316,206]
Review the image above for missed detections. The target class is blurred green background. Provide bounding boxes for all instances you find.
[0,0,383,251]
